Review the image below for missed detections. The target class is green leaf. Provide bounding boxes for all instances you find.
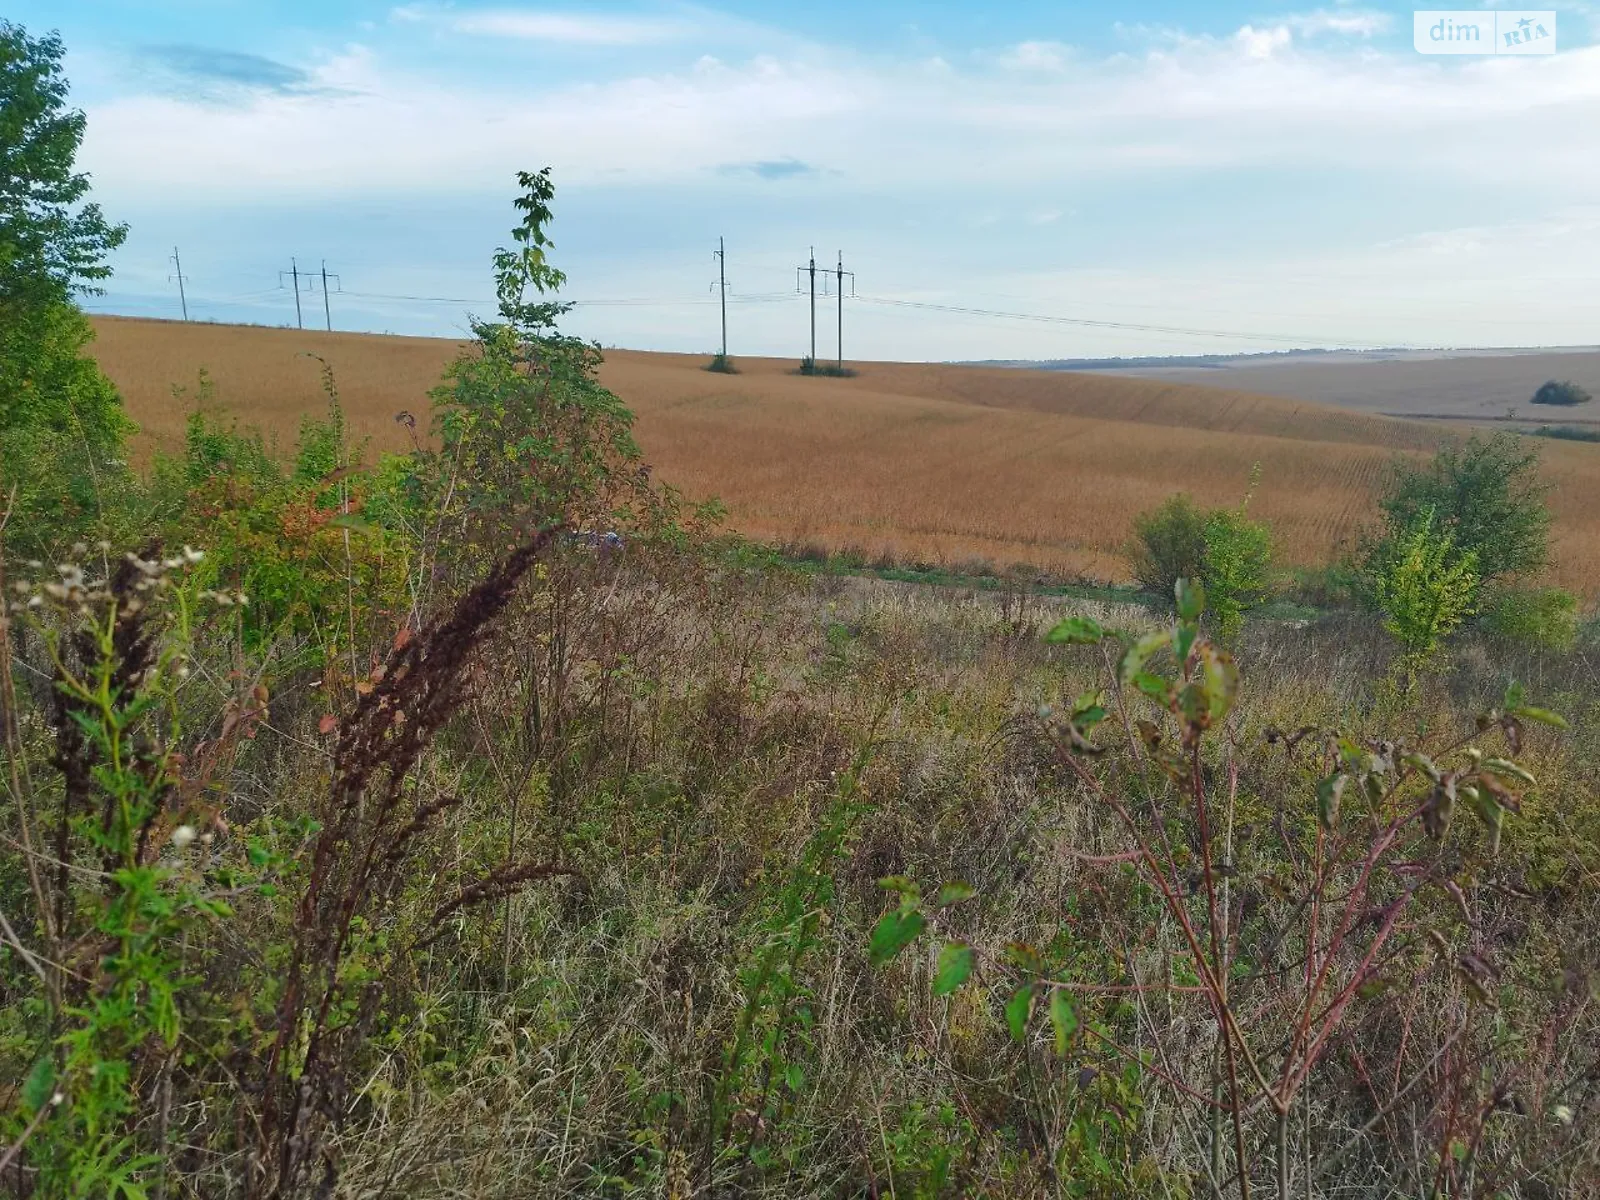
[877,876,921,906]
[1511,706,1567,729]
[1048,988,1079,1055]
[932,942,974,996]
[1196,646,1239,724]
[22,1055,55,1114]
[1174,624,1198,668]
[326,513,378,535]
[934,882,976,909]
[1133,673,1172,703]
[1176,577,1206,621]
[1316,772,1348,831]
[1118,631,1172,686]
[1045,616,1105,645]
[1005,983,1036,1043]
[783,1063,804,1092]
[1480,758,1536,787]
[1003,942,1043,973]
[869,909,926,966]
[1401,751,1440,783]
[1357,977,1392,1000]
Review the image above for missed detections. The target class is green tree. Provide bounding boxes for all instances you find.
[1129,494,1207,600]
[1375,432,1549,585]
[423,168,659,567]
[1203,506,1272,640]
[1372,508,1480,665]
[1129,473,1273,639]
[1531,380,1591,407]
[0,21,127,306]
[0,21,132,552]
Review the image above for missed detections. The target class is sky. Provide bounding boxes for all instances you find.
[18,1,1600,359]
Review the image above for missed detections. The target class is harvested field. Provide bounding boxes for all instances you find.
[88,315,1600,596]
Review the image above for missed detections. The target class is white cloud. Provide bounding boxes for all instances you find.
[450,9,692,45]
[78,27,1600,203]
[1288,10,1393,38]
[997,40,1071,72]
[1234,24,1294,59]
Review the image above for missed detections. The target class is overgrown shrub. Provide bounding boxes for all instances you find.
[1532,379,1592,406]
[1201,504,1272,639]
[1371,431,1550,586]
[1128,494,1206,599]
[1372,507,1480,667]
[1480,584,1580,650]
[1129,479,1272,637]
[875,580,1583,1197]
[151,371,413,658]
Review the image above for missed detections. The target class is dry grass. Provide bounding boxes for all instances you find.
[88,315,1600,597]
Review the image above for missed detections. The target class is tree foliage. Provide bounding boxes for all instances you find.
[1531,379,1591,407]
[0,20,127,307]
[1129,473,1272,638]
[1375,432,1549,585]
[0,20,131,554]
[1372,508,1480,663]
[424,172,649,557]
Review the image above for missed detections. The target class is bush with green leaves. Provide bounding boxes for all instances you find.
[1129,478,1272,637]
[1480,584,1580,650]
[1128,494,1207,600]
[418,169,689,585]
[1201,505,1272,639]
[152,379,415,658]
[1370,432,1549,587]
[1372,507,1480,666]
[1531,379,1592,407]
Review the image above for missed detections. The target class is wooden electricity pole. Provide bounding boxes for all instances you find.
[169,247,189,321]
[796,248,817,365]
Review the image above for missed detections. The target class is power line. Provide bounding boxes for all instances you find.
[851,294,1406,349]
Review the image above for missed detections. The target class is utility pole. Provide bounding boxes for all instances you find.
[278,260,339,331]
[168,247,190,321]
[796,247,817,365]
[834,251,855,370]
[278,258,304,329]
[713,237,728,358]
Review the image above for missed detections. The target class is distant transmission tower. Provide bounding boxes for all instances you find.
[711,237,729,358]
[315,261,342,332]
[827,252,855,369]
[168,247,190,321]
[278,259,305,329]
[796,248,817,365]
[277,259,341,330]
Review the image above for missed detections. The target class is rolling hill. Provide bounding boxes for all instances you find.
[86,315,1600,596]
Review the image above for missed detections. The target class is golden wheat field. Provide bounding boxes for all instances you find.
[87,315,1600,597]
